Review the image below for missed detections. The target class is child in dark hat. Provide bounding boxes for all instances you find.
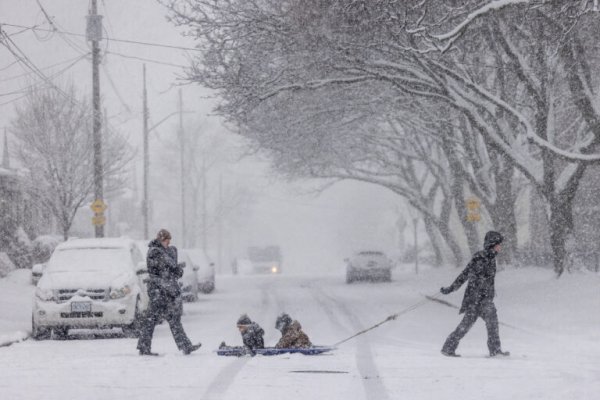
[236,314,265,354]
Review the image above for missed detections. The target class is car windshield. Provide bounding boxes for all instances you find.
[46,247,130,273]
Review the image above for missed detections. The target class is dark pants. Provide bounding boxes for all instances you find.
[442,300,501,354]
[137,296,192,352]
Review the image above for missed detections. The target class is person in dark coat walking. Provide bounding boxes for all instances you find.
[440,231,510,358]
[137,229,201,356]
[236,314,265,355]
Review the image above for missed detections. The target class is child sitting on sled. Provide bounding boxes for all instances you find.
[274,313,312,349]
[219,314,265,355]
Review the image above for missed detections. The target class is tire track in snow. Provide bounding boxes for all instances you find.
[201,357,250,400]
[310,282,391,400]
[201,278,278,399]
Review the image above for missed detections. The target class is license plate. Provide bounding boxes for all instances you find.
[71,302,92,313]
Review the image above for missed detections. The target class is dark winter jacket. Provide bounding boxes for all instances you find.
[146,239,183,301]
[445,231,503,314]
[275,320,312,349]
[241,322,265,351]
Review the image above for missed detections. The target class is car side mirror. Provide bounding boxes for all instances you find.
[32,263,47,274]
[136,261,147,276]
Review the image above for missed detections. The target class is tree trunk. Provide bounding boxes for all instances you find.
[422,213,443,267]
[434,218,464,268]
[444,141,480,256]
[548,200,570,276]
[488,156,518,266]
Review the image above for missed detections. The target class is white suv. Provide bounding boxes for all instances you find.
[32,238,148,340]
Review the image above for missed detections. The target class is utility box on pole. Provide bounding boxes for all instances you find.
[86,15,103,41]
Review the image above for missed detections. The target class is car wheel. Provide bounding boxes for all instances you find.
[52,326,69,340]
[346,273,354,284]
[31,316,50,340]
[199,280,215,294]
[383,270,392,282]
[123,298,142,338]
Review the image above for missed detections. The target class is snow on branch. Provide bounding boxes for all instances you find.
[258,76,371,101]
[432,0,531,41]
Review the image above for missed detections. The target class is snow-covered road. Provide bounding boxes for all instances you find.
[1,267,599,400]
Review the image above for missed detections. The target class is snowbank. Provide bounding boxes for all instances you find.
[0,269,34,346]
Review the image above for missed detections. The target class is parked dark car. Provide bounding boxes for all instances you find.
[345,251,392,283]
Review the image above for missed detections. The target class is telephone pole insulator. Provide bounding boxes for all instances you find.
[86,14,103,41]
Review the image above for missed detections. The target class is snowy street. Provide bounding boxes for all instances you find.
[1,267,599,400]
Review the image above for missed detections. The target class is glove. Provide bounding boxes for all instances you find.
[440,286,452,295]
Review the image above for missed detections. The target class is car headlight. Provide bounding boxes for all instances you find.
[109,285,132,299]
[35,287,54,301]
[271,266,278,273]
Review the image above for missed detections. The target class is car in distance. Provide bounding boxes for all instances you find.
[182,248,215,294]
[247,246,282,274]
[32,238,148,340]
[178,249,200,301]
[345,251,392,283]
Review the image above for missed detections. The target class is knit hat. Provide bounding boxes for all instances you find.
[275,313,292,332]
[156,229,172,241]
[483,231,503,249]
[237,314,252,326]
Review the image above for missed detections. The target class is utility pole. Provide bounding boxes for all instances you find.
[413,218,419,275]
[88,0,104,237]
[218,174,223,273]
[179,89,186,247]
[202,157,207,252]
[142,64,149,239]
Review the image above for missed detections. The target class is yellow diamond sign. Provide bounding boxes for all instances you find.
[90,199,107,213]
[92,215,106,226]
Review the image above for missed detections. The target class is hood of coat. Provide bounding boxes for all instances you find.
[283,320,302,334]
[483,231,503,250]
[149,239,163,249]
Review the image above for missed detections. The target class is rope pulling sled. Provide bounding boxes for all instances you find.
[217,292,443,356]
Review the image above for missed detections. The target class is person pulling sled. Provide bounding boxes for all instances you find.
[440,231,510,358]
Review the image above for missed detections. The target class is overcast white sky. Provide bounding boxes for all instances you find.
[0,0,411,274]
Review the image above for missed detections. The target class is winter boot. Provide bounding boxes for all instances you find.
[183,343,202,355]
[139,349,159,356]
[441,350,461,357]
[489,350,510,357]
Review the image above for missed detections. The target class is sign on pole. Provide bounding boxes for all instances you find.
[90,199,107,214]
[92,214,106,226]
[466,197,481,222]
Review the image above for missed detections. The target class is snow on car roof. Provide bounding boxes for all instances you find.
[55,237,134,250]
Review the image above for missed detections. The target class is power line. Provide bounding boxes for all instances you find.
[0,59,20,72]
[0,53,89,83]
[0,23,203,52]
[36,0,89,56]
[0,93,27,107]
[0,54,87,97]
[105,51,187,68]
[0,30,72,100]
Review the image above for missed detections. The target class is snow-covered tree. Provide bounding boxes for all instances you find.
[11,85,131,240]
[164,0,600,274]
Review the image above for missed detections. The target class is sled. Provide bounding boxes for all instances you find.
[216,345,335,357]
